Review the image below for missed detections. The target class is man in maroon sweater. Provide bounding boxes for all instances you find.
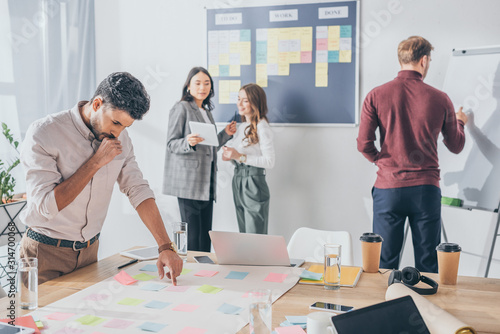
[357,36,468,273]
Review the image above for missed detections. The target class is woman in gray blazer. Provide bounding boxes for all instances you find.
[163,67,236,252]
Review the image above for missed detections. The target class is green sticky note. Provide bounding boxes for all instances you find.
[181,268,193,275]
[117,297,145,306]
[441,197,463,207]
[132,273,156,281]
[76,315,106,326]
[197,284,223,294]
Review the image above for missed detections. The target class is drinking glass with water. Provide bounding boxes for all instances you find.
[249,289,272,334]
[172,222,188,260]
[17,257,38,310]
[324,244,342,290]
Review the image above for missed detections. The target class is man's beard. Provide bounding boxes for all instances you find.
[89,117,114,140]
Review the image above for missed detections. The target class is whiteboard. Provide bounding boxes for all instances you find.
[439,46,500,211]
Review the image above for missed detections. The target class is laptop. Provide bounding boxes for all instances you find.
[209,231,304,267]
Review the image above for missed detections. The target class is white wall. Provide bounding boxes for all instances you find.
[94,0,500,278]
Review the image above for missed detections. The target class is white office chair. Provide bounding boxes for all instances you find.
[287,227,354,265]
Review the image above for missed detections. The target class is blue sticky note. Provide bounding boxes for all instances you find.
[225,271,249,280]
[240,29,251,41]
[328,51,339,63]
[285,315,308,324]
[340,25,352,38]
[138,322,167,332]
[280,320,307,329]
[140,264,158,272]
[300,270,323,281]
[140,283,167,291]
[217,303,243,315]
[256,41,267,53]
[219,65,230,77]
[145,300,171,309]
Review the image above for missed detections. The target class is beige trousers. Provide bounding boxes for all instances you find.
[19,234,99,284]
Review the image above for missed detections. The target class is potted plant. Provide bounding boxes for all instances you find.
[0,122,22,203]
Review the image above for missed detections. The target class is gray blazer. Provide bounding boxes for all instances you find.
[163,100,232,201]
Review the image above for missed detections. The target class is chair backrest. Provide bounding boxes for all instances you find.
[287,227,354,265]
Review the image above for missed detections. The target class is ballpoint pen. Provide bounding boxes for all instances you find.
[117,258,138,269]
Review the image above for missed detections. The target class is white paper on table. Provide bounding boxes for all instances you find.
[30,262,304,334]
[386,283,476,334]
[189,121,219,146]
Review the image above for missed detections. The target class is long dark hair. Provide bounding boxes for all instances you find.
[241,83,268,145]
[181,67,214,111]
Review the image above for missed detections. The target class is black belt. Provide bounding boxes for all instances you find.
[27,229,100,251]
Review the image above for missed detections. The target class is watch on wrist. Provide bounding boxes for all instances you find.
[158,242,177,254]
[239,154,247,163]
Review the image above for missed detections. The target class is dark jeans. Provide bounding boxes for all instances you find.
[372,185,441,273]
[177,198,213,252]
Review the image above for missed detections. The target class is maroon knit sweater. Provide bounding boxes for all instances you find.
[357,70,465,189]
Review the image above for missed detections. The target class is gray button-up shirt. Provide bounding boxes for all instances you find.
[20,102,154,242]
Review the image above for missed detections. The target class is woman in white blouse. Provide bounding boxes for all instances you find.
[222,83,275,234]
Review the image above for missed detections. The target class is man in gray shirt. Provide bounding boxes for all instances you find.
[20,72,182,284]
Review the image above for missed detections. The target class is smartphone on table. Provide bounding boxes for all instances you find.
[309,301,354,314]
[193,255,215,264]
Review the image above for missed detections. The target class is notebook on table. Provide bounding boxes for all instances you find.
[299,264,362,287]
[209,231,304,267]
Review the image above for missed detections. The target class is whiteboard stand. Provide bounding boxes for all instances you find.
[485,202,500,278]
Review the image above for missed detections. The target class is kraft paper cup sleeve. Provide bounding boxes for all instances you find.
[385,283,476,334]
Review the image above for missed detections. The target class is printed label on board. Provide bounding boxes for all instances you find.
[269,9,298,22]
[318,6,348,19]
[215,13,242,25]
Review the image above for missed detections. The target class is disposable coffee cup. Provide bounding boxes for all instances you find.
[436,243,461,285]
[360,233,383,273]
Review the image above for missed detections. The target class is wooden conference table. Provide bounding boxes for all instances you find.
[2,250,500,333]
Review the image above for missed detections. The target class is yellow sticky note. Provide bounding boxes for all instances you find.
[219,53,230,65]
[117,297,145,306]
[229,42,239,54]
[181,268,192,275]
[76,315,106,326]
[219,92,230,104]
[240,52,251,65]
[289,27,301,40]
[132,273,156,281]
[229,64,240,76]
[278,52,290,65]
[278,27,290,40]
[289,51,301,64]
[208,65,219,77]
[198,284,223,294]
[300,27,313,51]
[256,64,268,87]
[328,25,340,38]
[267,28,279,41]
[239,41,251,54]
[278,63,290,76]
[229,80,241,92]
[328,37,340,51]
[219,80,230,104]
[315,63,328,87]
[339,50,352,63]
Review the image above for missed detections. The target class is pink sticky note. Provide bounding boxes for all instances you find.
[301,51,312,63]
[264,272,287,283]
[84,294,109,301]
[103,319,134,329]
[316,38,328,50]
[46,312,75,321]
[166,285,190,292]
[53,329,84,334]
[275,325,307,334]
[172,304,200,312]
[194,270,218,277]
[114,270,138,285]
[242,291,250,298]
[177,327,207,334]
